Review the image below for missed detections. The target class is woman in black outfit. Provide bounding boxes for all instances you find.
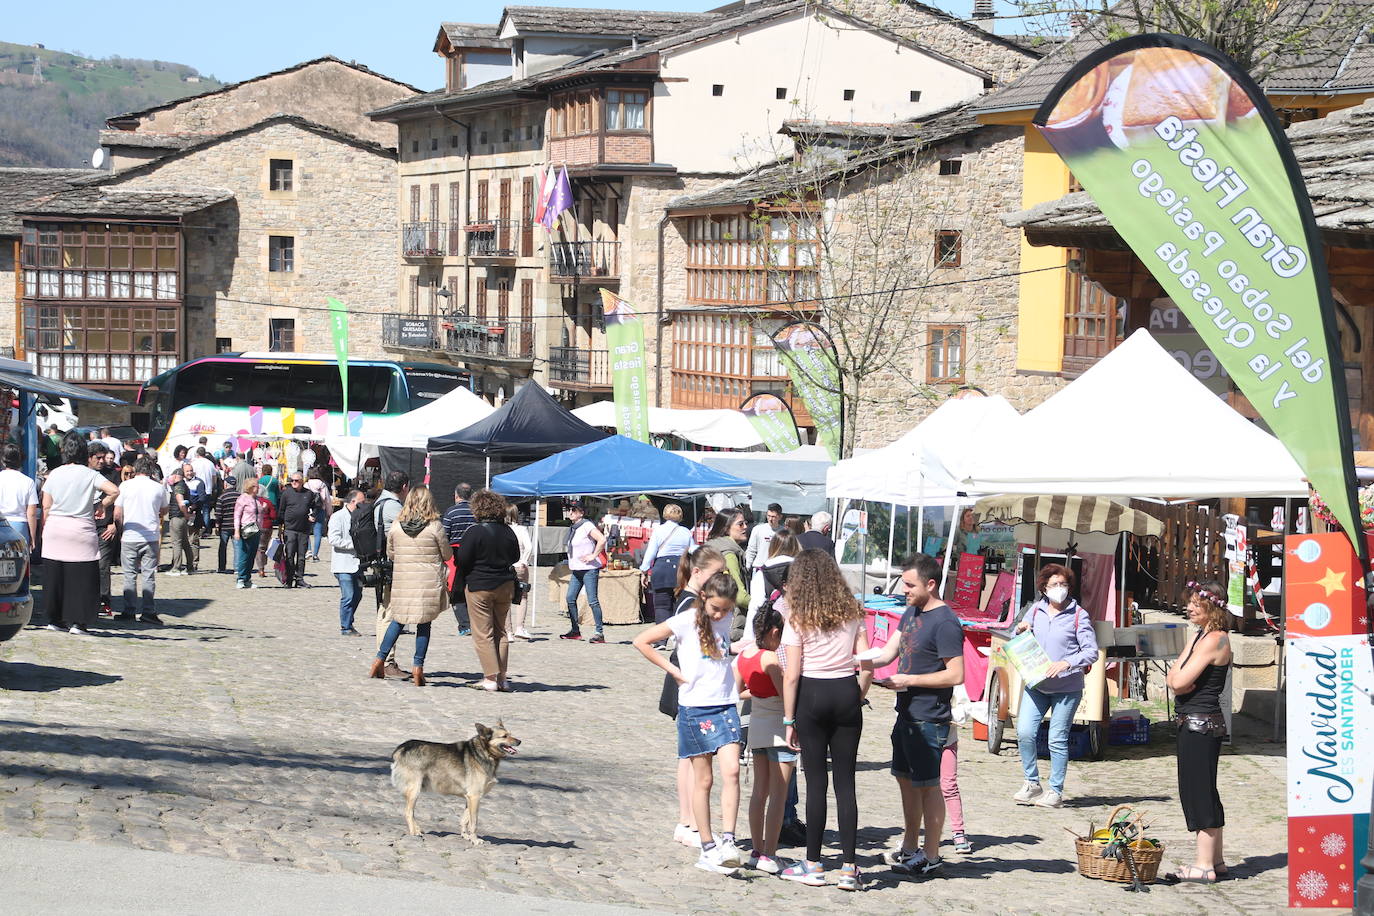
[1164,580,1233,883]
[454,488,521,692]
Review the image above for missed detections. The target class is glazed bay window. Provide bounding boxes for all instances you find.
[21,222,179,301]
[685,215,819,306]
[550,90,596,138]
[23,303,180,383]
[1063,247,1125,375]
[605,90,646,130]
[671,312,794,411]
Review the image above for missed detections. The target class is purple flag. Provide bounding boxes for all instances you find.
[540,166,572,230]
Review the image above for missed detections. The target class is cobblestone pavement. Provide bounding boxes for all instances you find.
[1,552,1289,914]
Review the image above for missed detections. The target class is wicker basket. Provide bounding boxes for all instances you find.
[1073,805,1164,884]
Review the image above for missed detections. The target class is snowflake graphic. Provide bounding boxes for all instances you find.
[1340,883,1352,894]
[1297,870,1328,901]
[1321,833,1347,857]
[1308,826,1318,834]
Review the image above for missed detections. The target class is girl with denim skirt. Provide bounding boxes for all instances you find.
[635,571,744,875]
[735,603,793,874]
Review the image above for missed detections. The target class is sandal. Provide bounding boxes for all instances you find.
[1166,864,1217,884]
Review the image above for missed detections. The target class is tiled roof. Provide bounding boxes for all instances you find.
[974,0,1374,115]
[106,57,420,126]
[499,5,712,38]
[1006,98,1374,241]
[437,22,507,51]
[0,168,94,236]
[668,105,984,211]
[20,185,234,221]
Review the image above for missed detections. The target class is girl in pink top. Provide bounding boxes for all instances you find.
[779,549,872,891]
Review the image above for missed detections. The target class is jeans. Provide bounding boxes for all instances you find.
[120,539,158,614]
[336,571,363,631]
[565,567,602,633]
[218,529,233,572]
[234,534,260,586]
[377,619,431,668]
[310,518,326,559]
[97,528,117,600]
[9,520,31,548]
[1016,686,1083,795]
[282,529,308,585]
[200,502,214,533]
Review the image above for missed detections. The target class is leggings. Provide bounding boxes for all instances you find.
[942,740,964,835]
[796,674,862,863]
[1176,726,1225,831]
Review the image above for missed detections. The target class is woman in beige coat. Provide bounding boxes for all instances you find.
[368,485,452,686]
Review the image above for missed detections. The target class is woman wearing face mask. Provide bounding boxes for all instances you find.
[1011,564,1098,809]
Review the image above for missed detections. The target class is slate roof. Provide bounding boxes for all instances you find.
[973,0,1374,115]
[667,105,985,212]
[0,168,94,236]
[1005,98,1374,244]
[105,57,420,127]
[498,5,712,38]
[98,130,213,150]
[437,22,507,51]
[20,186,234,221]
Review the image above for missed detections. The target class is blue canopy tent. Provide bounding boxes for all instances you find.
[491,435,751,625]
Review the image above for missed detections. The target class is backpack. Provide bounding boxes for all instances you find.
[350,495,387,560]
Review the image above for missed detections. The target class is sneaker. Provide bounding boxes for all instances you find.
[249,582,259,589]
[514,629,533,640]
[98,602,114,617]
[342,628,362,637]
[560,630,583,640]
[716,837,743,868]
[837,864,863,891]
[163,570,182,577]
[589,633,606,644]
[138,615,162,626]
[952,833,973,854]
[673,824,701,848]
[457,627,471,636]
[892,850,929,874]
[44,623,65,632]
[906,854,943,877]
[1012,780,1043,805]
[780,860,825,886]
[883,847,918,866]
[694,846,738,875]
[749,854,782,874]
[1035,790,1064,808]
[68,625,94,637]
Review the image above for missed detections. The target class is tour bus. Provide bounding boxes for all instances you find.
[137,354,471,452]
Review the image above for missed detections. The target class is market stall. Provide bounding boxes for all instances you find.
[672,445,833,516]
[491,435,751,626]
[324,386,493,478]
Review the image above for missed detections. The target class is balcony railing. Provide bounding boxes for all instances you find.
[550,240,619,281]
[548,346,611,389]
[402,221,446,258]
[382,313,441,349]
[465,220,524,258]
[382,313,535,361]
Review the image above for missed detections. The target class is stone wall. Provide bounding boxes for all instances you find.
[837,0,1041,85]
[108,121,399,359]
[122,60,415,150]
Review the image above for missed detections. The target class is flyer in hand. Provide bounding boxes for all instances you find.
[995,632,1053,688]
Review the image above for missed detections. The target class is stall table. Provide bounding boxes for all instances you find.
[544,563,643,625]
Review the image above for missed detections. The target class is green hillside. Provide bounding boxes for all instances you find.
[0,41,223,167]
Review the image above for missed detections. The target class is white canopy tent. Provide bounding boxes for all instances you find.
[573,401,764,450]
[326,386,494,478]
[672,445,834,514]
[961,330,1307,500]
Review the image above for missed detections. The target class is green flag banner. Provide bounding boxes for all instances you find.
[328,297,350,418]
[1035,35,1362,553]
[740,393,801,453]
[601,289,650,443]
[772,321,843,461]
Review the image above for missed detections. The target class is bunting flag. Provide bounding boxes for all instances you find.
[541,166,573,231]
[534,164,553,224]
[771,320,844,461]
[601,289,650,443]
[313,408,328,436]
[328,297,350,419]
[1034,35,1362,560]
[280,407,296,435]
[248,405,263,436]
[347,410,363,437]
[739,393,801,453]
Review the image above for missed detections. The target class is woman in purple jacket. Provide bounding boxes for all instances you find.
[1010,563,1099,808]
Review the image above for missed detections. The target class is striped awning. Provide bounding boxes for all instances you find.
[972,494,1163,538]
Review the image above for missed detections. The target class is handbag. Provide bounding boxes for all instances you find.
[658,649,680,719]
[241,522,261,538]
[265,536,282,561]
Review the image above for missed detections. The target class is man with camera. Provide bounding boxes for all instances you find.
[328,489,365,636]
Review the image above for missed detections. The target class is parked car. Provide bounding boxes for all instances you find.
[0,518,33,642]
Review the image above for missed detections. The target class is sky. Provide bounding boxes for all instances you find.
[5,0,990,91]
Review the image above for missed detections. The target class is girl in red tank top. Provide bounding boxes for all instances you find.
[734,605,791,872]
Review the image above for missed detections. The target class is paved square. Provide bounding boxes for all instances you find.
[1,554,1289,913]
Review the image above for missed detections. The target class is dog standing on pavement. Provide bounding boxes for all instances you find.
[390,722,522,843]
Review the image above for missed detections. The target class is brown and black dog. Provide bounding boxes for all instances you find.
[389,722,522,843]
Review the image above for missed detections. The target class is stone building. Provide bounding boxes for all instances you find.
[368,0,1044,434]
[0,168,91,357]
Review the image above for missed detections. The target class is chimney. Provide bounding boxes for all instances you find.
[973,0,995,21]
[1069,12,1089,31]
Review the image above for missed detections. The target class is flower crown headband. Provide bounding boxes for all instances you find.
[1187,581,1226,610]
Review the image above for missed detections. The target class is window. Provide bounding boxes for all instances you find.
[670,312,801,415]
[934,230,961,268]
[269,159,293,191]
[712,84,724,97]
[910,90,922,103]
[550,91,597,138]
[1063,248,1125,375]
[502,128,511,143]
[605,90,647,130]
[216,337,233,353]
[474,277,487,321]
[927,325,965,383]
[269,318,295,352]
[497,277,510,321]
[479,130,488,145]
[776,87,787,100]
[269,236,295,272]
[411,139,419,153]
[685,215,819,306]
[939,159,963,176]
[476,179,489,222]
[430,137,438,151]
[843,89,855,101]
[448,183,462,256]
[450,134,459,148]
